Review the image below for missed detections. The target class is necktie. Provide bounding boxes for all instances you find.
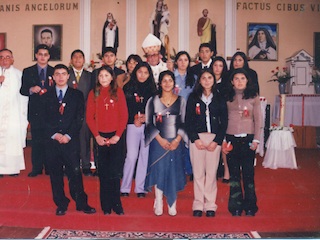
[39,68,45,87]
[76,71,80,82]
[58,89,63,102]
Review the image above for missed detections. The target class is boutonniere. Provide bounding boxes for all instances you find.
[39,88,47,95]
[174,84,180,95]
[59,103,66,115]
[243,106,249,117]
[72,80,78,89]
[48,76,53,87]
[134,93,140,103]
[156,112,162,123]
[196,103,200,115]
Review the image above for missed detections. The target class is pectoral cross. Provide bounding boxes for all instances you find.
[41,80,45,87]
[140,96,144,103]
[166,111,170,118]
[105,103,109,110]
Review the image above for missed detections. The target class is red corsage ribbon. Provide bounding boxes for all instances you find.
[156,113,162,123]
[59,103,66,115]
[72,80,78,89]
[39,88,47,95]
[243,106,249,117]
[49,76,53,87]
[196,103,200,115]
[134,93,140,103]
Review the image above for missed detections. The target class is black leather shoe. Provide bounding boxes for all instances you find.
[137,193,145,198]
[231,210,242,216]
[193,210,202,217]
[28,171,42,177]
[113,204,124,215]
[120,192,129,197]
[222,178,230,184]
[103,209,111,215]
[206,210,215,217]
[245,210,255,216]
[56,207,67,216]
[76,205,96,214]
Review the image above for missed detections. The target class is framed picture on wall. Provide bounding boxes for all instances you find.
[33,24,62,61]
[0,33,6,50]
[247,23,278,61]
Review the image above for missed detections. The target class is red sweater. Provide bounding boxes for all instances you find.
[86,86,128,137]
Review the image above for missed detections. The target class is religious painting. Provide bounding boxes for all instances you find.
[33,24,62,61]
[247,23,278,61]
[0,33,6,50]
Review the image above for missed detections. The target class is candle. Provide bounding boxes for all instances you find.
[279,94,286,127]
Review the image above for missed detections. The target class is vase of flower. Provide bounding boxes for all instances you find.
[268,67,292,94]
[278,82,286,94]
[315,82,320,94]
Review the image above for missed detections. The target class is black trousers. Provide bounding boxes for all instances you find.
[226,134,258,214]
[30,126,48,173]
[97,132,124,212]
[46,139,88,209]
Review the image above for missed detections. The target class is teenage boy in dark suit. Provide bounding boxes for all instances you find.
[20,44,55,177]
[44,64,96,216]
[191,43,214,77]
[68,49,93,176]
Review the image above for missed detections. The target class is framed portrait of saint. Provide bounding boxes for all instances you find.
[33,24,62,61]
[0,33,6,50]
[247,23,278,61]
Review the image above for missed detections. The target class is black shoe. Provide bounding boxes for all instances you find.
[56,207,67,216]
[103,209,111,215]
[222,178,230,183]
[193,210,202,217]
[120,192,129,197]
[231,210,242,216]
[245,210,255,216]
[137,193,145,198]
[82,169,93,176]
[28,171,42,177]
[206,210,215,217]
[113,204,124,215]
[76,205,96,214]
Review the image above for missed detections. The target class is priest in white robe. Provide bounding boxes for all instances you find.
[0,49,29,176]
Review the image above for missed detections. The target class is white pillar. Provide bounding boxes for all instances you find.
[225,0,236,64]
[126,0,137,56]
[80,0,91,61]
[178,0,189,52]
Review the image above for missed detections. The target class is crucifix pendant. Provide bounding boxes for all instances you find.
[140,96,144,103]
[41,80,45,87]
[105,103,109,110]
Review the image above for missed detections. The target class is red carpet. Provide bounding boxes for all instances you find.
[0,147,319,235]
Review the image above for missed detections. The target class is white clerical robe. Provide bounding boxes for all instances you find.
[0,66,29,174]
[150,60,168,86]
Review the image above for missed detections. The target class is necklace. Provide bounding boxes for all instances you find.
[162,94,173,106]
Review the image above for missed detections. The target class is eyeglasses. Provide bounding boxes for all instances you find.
[0,56,12,59]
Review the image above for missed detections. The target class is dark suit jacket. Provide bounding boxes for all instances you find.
[43,87,84,146]
[68,69,92,102]
[20,64,55,127]
[90,66,125,90]
[191,61,213,78]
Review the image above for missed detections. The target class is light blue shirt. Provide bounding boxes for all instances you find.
[174,69,195,101]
